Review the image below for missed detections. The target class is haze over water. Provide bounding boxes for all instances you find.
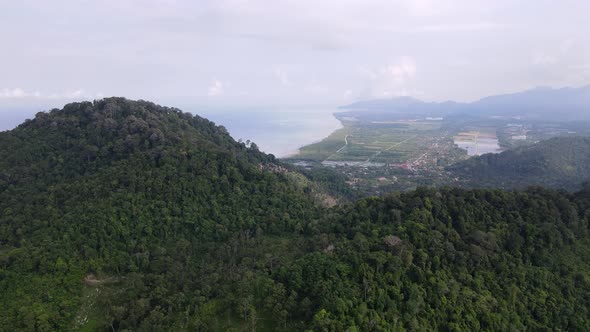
[198,107,342,157]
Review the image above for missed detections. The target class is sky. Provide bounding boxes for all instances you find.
[1,0,590,110]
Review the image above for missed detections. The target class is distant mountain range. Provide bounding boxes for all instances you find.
[339,85,590,121]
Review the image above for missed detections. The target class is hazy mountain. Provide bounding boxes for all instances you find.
[339,96,463,120]
[339,85,590,121]
[472,85,590,119]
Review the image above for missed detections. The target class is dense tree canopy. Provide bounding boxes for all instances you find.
[1,99,590,331]
[448,136,590,190]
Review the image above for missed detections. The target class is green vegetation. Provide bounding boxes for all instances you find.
[286,186,590,330]
[291,113,590,195]
[294,126,353,161]
[449,136,590,190]
[293,119,462,166]
[289,118,467,195]
[0,98,322,330]
[2,98,590,331]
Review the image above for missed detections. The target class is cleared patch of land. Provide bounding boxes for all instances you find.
[293,120,463,168]
[294,126,355,161]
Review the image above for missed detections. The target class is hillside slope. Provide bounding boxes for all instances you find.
[0,98,322,330]
[1,99,590,331]
[287,186,590,330]
[448,136,590,190]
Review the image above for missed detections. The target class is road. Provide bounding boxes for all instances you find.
[336,134,350,153]
[324,134,351,161]
[365,135,416,163]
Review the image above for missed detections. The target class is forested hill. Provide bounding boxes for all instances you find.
[0,98,324,330]
[2,99,590,331]
[0,97,274,184]
[297,186,590,330]
[448,136,590,190]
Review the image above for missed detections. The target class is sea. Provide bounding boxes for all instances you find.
[0,105,342,158]
[197,107,342,157]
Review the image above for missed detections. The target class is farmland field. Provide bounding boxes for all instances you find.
[287,114,590,194]
[292,120,463,168]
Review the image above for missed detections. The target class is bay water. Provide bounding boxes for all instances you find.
[197,107,342,157]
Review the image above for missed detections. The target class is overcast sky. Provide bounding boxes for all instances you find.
[1,0,590,109]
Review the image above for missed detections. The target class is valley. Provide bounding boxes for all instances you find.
[286,111,590,194]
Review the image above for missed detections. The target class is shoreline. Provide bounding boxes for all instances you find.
[279,113,344,159]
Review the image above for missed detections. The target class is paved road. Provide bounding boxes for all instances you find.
[336,135,350,153]
[324,134,351,161]
[365,135,416,163]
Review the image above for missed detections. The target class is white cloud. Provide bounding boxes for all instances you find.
[385,57,416,83]
[207,79,224,96]
[403,0,436,16]
[560,38,575,54]
[532,53,557,66]
[570,64,590,70]
[0,88,100,100]
[360,57,417,98]
[532,38,576,68]
[273,67,290,86]
[0,88,28,98]
[65,89,85,98]
[415,22,504,32]
[1,1,589,105]
[303,80,326,94]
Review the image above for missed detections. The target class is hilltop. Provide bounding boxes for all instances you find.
[0,98,325,330]
[1,98,590,331]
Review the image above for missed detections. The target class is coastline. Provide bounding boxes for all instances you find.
[200,107,343,158]
[280,113,344,159]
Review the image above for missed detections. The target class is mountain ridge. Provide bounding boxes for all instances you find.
[340,85,590,120]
